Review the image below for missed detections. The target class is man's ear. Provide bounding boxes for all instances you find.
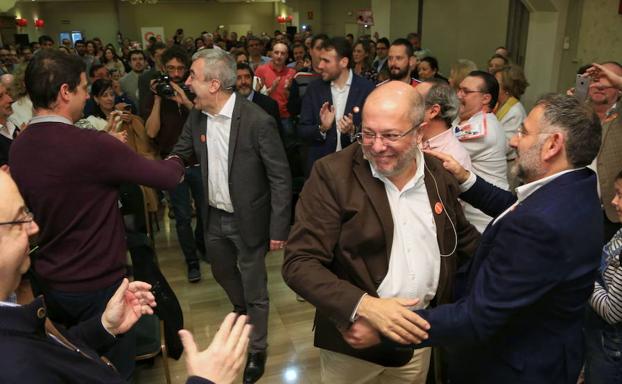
[426,104,441,121]
[58,83,72,103]
[541,132,565,162]
[481,93,492,109]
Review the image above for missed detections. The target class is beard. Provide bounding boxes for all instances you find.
[362,139,419,178]
[236,84,252,97]
[511,138,546,183]
[389,66,409,81]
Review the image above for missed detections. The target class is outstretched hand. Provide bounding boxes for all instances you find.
[356,295,430,345]
[179,313,251,384]
[423,149,471,184]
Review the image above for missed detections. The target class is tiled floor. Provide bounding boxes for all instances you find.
[134,216,320,384]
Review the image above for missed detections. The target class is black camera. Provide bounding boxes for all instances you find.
[154,73,194,99]
[154,73,175,98]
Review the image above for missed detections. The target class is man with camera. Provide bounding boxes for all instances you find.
[145,45,206,282]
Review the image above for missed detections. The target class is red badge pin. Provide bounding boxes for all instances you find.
[434,202,444,215]
[200,134,206,143]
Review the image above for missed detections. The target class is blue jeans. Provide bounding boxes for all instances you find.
[169,165,205,265]
[584,306,622,384]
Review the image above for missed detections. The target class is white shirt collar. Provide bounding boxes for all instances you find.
[515,168,583,203]
[246,90,255,102]
[331,69,353,91]
[0,120,16,139]
[203,93,236,119]
[370,146,425,191]
[29,114,73,125]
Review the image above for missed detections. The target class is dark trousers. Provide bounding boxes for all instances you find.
[207,207,269,352]
[45,280,136,381]
[584,306,622,384]
[169,165,206,266]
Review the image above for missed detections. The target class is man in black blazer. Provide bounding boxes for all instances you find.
[171,49,291,384]
[298,37,375,176]
[234,62,283,136]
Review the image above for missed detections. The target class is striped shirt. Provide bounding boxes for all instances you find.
[590,228,622,324]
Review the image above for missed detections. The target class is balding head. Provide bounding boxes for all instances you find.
[0,171,39,300]
[364,80,425,128]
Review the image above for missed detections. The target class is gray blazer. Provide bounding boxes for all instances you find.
[171,94,292,247]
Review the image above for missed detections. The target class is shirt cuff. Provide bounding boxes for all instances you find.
[459,171,477,192]
[319,126,327,139]
[350,293,368,322]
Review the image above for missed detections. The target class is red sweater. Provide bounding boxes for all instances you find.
[9,120,184,292]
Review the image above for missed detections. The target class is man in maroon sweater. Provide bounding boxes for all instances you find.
[9,49,184,380]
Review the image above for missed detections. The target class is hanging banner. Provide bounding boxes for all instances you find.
[141,26,164,47]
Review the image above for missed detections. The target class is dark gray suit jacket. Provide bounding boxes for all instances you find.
[171,94,292,247]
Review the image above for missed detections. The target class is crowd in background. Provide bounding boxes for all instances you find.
[0,24,621,384]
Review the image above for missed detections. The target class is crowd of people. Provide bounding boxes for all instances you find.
[0,24,621,384]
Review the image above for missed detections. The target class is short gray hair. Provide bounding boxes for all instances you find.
[192,49,237,91]
[423,80,459,127]
[410,91,425,128]
[536,93,601,168]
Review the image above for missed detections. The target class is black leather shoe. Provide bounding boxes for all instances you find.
[243,351,266,383]
[187,263,201,283]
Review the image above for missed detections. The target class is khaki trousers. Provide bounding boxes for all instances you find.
[320,347,431,384]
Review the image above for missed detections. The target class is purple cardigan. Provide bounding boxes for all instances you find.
[9,119,184,292]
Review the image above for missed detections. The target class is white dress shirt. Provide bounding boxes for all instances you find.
[0,120,17,140]
[372,148,441,309]
[460,167,582,226]
[330,69,353,152]
[204,93,236,213]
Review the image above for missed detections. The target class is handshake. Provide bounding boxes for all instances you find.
[340,295,430,350]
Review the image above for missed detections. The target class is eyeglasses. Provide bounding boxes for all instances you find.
[457,87,484,96]
[517,124,554,138]
[165,65,186,73]
[0,208,34,227]
[355,126,417,145]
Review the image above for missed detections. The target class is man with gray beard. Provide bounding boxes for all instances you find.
[283,81,480,383]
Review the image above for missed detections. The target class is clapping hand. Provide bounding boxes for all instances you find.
[179,313,251,384]
[101,278,156,336]
[337,112,355,135]
[319,102,336,132]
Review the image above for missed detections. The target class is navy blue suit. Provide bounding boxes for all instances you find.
[297,72,374,176]
[415,169,602,384]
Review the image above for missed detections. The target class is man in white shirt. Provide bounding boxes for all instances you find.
[297,37,375,176]
[171,49,291,384]
[0,82,17,168]
[283,81,480,383]
[454,70,508,232]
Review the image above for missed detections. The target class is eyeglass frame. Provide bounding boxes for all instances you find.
[354,125,418,145]
[0,208,34,227]
[456,87,485,96]
[516,123,555,139]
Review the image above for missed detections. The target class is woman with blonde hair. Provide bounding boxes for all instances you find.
[448,59,477,90]
[493,64,529,188]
